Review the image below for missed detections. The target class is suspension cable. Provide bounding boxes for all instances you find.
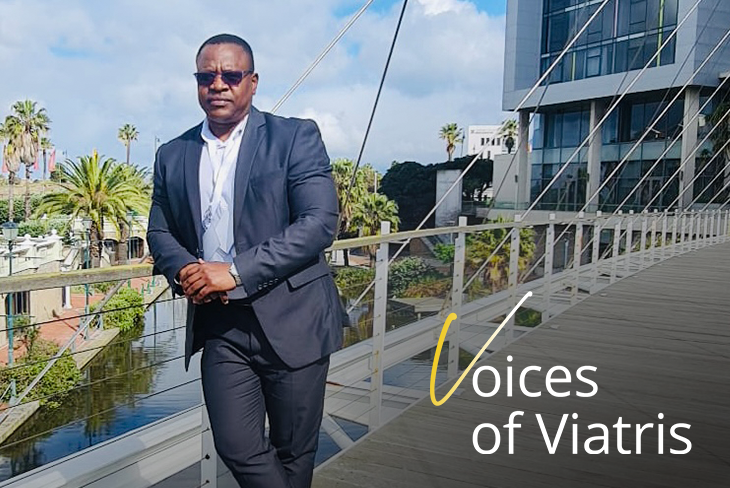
[338,0,409,237]
[270,0,375,114]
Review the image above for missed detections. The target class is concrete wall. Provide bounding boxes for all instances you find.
[435,170,463,227]
[491,154,519,209]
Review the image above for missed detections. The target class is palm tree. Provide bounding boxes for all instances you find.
[361,164,380,193]
[40,136,52,181]
[439,123,464,162]
[500,119,518,155]
[116,164,151,263]
[0,118,21,221]
[350,193,400,264]
[35,152,150,267]
[118,124,139,165]
[6,101,51,220]
[466,216,535,294]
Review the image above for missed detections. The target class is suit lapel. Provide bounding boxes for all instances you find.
[234,107,266,232]
[183,124,204,251]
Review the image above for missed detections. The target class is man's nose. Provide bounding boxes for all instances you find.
[211,74,228,91]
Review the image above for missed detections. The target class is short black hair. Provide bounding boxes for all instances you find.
[197,34,254,70]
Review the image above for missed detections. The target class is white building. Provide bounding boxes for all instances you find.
[466,125,516,159]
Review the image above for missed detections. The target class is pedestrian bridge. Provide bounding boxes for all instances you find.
[0,210,727,488]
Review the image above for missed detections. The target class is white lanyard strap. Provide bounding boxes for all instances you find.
[206,140,238,211]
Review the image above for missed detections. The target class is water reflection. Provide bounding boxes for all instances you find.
[0,289,447,481]
[0,294,200,481]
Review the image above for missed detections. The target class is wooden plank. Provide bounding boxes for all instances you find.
[314,243,730,487]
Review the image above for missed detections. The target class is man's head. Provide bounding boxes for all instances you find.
[195,34,258,129]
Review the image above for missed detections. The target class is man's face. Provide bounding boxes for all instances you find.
[196,43,258,125]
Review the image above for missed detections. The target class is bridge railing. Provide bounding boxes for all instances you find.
[0,209,727,488]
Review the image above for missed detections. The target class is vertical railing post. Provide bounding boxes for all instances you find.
[672,211,679,256]
[639,210,648,271]
[679,212,686,254]
[717,210,722,243]
[369,221,389,431]
[542,214,555,322]
[591,211,602,293]
[201,392,218,488]
[571,213,584,305]
[705,210,711,247]
[714,210,720,243]
[725,210,730,242]
[624,211,634,275]
[506,215,521,343]
[447,216,467,380]
[650,210,658,266]
[661,210,668,261]
[611,216,621,284]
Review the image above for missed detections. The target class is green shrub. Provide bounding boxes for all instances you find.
[401,276,452,299]
[92,281,117,294]
[389,257,436,296]
[92,287,145,332]
[18,220,47,238]
[433,243,455,264]
[0,338,82,408]
[334,267,375,298]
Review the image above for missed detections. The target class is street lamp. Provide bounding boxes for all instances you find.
[2,222,18,366]
[82,217,92,340]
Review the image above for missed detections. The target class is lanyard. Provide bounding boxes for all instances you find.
[206,138,239,212]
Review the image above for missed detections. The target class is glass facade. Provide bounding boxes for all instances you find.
[541,0,678,84]
[530,87,730,211]
[531,93,686,211]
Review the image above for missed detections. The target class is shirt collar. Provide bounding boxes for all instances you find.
[201,114,249,146]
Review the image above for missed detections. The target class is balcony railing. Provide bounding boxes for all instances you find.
[0,209,726,488]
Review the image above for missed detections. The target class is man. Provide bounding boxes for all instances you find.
[147,33,343,488]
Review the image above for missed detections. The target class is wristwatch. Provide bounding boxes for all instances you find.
[229,262,243,287]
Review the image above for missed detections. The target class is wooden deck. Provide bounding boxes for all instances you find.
[312,242,730,488]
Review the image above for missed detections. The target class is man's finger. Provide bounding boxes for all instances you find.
[179,263,199,282]
[183,266,207,285]
[195,284,213,302]
[184,275,208,298]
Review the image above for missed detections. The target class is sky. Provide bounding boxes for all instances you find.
[0,0,507,174]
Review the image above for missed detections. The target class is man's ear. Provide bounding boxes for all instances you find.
[251,73,259,95]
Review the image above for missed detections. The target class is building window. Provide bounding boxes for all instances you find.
[6,291,30,316]
[540,0,678,84]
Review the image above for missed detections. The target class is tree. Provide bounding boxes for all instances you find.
[40,136,52,182]
[1,101,51,221]
[35,152,150,267]
[116,164,151,263]
[0,119,21,221]
[118,124,139,165]
[500,119,518,154]
[331,158,365,239]
[13,101,51,221]
[439,123,464,162]
[433,216,536,295]
[350,193,400,263]
[380,156,492,230]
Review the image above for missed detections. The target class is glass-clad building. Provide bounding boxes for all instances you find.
[502,0,730,212]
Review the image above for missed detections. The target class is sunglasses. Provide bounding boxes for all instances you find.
[193,70,253,87]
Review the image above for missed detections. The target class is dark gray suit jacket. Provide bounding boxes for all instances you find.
[147,106,343,370]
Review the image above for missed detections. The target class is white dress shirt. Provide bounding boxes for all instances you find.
[199,115,248,299]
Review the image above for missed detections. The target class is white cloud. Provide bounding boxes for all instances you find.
[0,0,506,173]
[417,0,467,16]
